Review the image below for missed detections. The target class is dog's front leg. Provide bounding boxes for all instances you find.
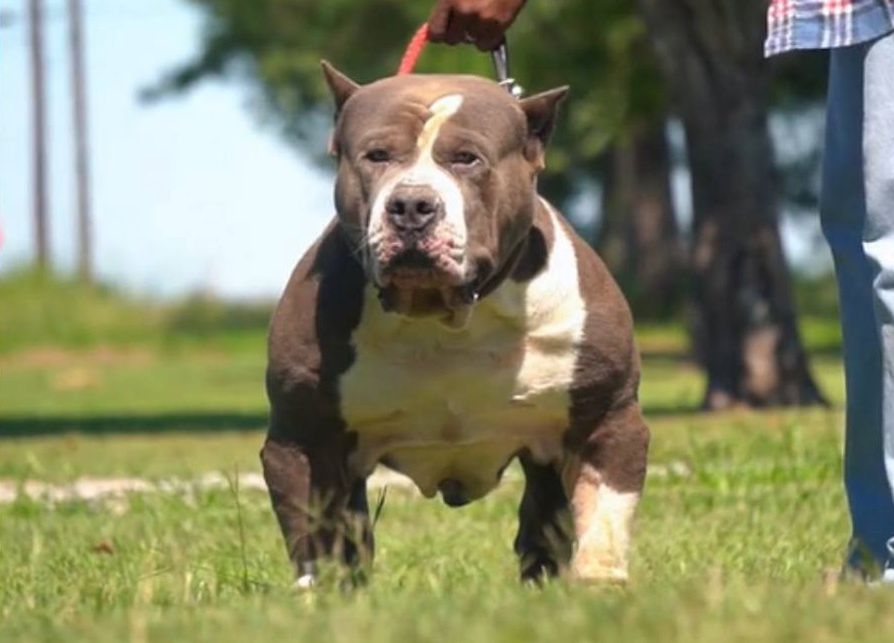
[260,437,372,588]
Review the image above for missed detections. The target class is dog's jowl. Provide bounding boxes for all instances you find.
[262,63,649,586]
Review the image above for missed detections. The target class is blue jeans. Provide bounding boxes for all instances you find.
[822,30,894,576]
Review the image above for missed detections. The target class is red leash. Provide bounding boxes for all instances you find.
[397,24,430,75]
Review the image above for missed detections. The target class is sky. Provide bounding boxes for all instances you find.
[0,0,333,299]
[0,0,829,300]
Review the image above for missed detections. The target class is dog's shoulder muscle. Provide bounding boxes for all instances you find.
[266,219,367,440]
[539,201,641,427]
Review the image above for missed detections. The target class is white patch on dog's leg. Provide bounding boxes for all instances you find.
[569,466,639,583]
[294,574,316,590]
[293,561,317,591]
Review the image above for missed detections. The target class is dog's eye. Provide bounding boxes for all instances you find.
[364,149,392,163]
[451,151,480,166]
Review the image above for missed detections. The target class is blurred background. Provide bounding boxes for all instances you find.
[0,0,842,412]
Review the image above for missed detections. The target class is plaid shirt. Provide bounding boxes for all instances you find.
[766,0,894,55]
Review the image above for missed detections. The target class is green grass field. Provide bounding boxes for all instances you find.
[3,272,892,642]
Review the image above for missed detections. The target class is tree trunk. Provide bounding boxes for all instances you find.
[597,121,684,318]
[635,0,825,409]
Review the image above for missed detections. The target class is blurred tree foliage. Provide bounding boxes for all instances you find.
[635,0,825,408]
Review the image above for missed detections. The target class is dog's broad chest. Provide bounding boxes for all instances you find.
[340,212,588,499]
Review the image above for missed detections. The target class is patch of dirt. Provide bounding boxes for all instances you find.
[0,469,417,507]
[51,367,101,391]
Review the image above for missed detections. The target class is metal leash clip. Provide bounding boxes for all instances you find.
[491,40,524,99]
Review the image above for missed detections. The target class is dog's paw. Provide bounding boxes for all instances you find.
[293,573,316,591]
[570,551,629,585]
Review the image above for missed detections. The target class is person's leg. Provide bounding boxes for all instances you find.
[860,31,894,578]
[821,35,894,577]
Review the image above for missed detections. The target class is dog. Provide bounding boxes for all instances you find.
[261,62,649,587]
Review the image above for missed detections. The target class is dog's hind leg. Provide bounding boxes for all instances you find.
[563,402,649,583]
[514,453,573,583]
[344,477,375,579]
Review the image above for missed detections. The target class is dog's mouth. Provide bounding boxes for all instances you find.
[377,250,478,329]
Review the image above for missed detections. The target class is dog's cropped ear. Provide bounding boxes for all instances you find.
[519,87,569,168]
[321,60,360,115]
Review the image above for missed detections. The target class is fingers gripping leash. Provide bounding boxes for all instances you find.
[396,23,524,98]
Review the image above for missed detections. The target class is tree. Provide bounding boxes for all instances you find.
[597,123,683,318]
[634,0,825,408]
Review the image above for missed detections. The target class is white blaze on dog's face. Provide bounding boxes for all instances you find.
[322,63,568,327]
[366,93,468,293]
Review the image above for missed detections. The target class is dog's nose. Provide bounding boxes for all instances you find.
[385,185,443,235]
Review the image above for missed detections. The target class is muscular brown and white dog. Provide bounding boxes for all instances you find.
[262,62,649,587]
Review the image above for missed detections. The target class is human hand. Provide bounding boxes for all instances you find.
[428,0,528,51]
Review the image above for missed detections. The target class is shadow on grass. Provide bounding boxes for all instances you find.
[0,412,267,438]
[0,397,840,439]
[0,404,710,440]
[639,344,842,363]
[640,404,703,417]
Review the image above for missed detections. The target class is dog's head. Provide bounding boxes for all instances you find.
[323,62,567,328]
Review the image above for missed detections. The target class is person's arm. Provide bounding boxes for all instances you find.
[428,0,528,51]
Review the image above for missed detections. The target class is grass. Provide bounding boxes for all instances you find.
[2,337,879,642]
[0,269,269,355]
[3,270,885,642]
